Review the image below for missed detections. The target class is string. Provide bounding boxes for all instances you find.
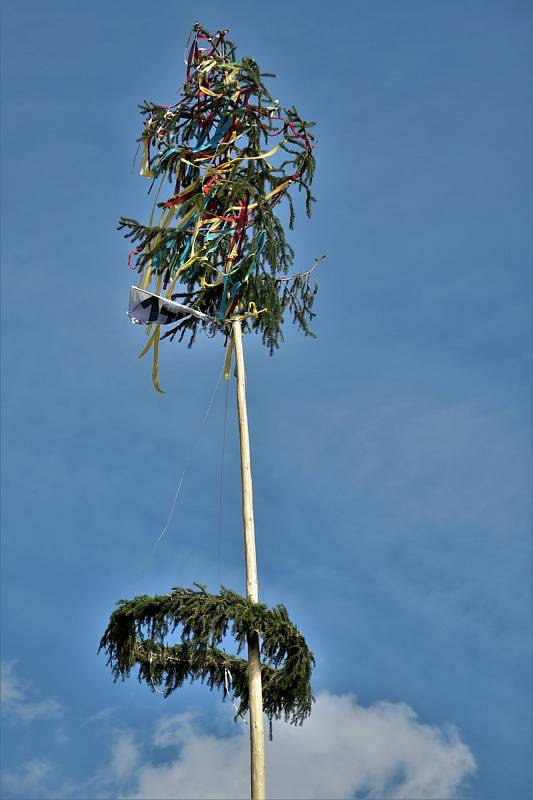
[147,649,247,726]
[122,355,224,597]
[146,358,225,560]
[224,666,248,724]
[217,374,230,589]
[131,140,141,173]
[149,652,168,695]
[130,354,225,589]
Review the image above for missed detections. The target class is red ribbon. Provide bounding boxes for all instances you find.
[128,248,139,269]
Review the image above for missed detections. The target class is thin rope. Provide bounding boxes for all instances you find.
[131,140,141,173]
[146,648,247,726]
[147,357,225,559]
[217,375,230,589]
[224,665,248,724]
[148,652,168,695]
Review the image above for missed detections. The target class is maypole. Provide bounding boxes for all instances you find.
[99,23,321,799]
[233,317,265,796]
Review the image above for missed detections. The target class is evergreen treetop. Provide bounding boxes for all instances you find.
[121,22,321,391]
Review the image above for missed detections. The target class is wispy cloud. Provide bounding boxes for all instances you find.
[345,401,529,530]
[285,394,530,533]
[1,760,53,799]
[1,662,61,723]
[82,706,118,727]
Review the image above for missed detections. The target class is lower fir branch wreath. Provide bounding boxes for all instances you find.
[99,584,314,732]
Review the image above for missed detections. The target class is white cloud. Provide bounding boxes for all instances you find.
[111,733,140,783]
[121,692,476,800]
[0,684,477,800]
[1,662,61,723]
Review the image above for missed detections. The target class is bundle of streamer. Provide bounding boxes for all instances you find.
[120,22,320,393]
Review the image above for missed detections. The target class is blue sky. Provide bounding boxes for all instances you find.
[1,1,531,798]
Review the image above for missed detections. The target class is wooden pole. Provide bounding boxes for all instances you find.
[232,318,266,800]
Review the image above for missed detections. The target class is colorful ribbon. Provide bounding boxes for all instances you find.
[123,23,315,391]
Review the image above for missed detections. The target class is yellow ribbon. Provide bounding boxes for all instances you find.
[139,137,154,178]
[230,179,292,211]
[137,273,166,393]
[229,303,267,323]
[139,175,166,288]
[141,205,176,290]
[164,246,209,298]
[151,325,164,394]
[198,83,222,98]
[138,323,159,358]
[201,172,292,228]
[223,335,235,380]
[200,269,223,289]
[224,66,239,84]
[198,59,217,74]
[192,141,283,181]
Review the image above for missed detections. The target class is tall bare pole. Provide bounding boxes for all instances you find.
[232,318,266,800]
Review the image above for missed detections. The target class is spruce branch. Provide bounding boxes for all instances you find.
[119,23,322,359]
[99,586,314,729]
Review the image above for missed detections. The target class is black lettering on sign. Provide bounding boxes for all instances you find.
[140,296,160,322]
